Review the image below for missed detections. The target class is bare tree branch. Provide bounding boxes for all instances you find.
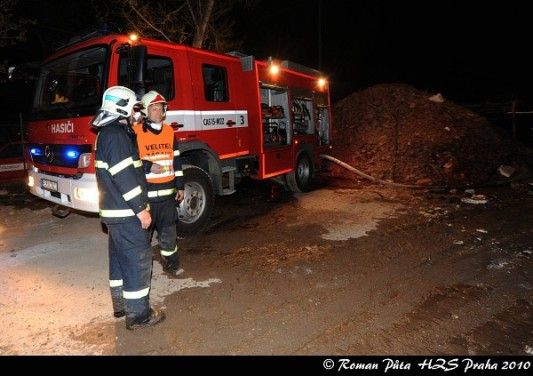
[186,0,198,26]
[92,0,249,51]
[0,0,34,47]
[126,0,172,42]
[191,0,214,48]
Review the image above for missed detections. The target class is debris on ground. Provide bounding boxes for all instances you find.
[428,93,445,103]
[328,84,525,188]
[461,196,488,205]
[498,165,516,178]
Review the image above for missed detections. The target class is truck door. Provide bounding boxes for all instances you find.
[259,85,293,178]
[188,53,248,159]
[116,44,178,115]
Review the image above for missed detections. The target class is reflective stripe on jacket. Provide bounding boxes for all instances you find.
[133,123,184,202]
[95,121,149,223]
[133,123,175,184]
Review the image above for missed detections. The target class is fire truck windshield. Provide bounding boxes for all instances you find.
[31,46,107,120]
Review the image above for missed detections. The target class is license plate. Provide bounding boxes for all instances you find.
[41,178,58,192]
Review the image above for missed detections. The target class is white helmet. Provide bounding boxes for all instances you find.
[91,86,138,127]
[140,90,167,118]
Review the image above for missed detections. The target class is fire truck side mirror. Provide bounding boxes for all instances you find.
[118,44,147,97]
[132,45,147,96]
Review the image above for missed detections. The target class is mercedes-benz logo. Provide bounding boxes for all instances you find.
[44,145,54,163]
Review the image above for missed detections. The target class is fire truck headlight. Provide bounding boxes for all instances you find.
[74,187,99,203]
[28,176,34,187]
[78,153,92,168]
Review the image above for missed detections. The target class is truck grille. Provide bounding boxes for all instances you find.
[29,144,91,169]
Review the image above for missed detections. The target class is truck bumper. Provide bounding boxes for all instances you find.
[27,168,99,213]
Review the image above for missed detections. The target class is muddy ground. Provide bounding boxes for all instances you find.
[0,177,532,355]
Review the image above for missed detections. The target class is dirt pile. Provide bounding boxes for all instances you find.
[328,84,514,187]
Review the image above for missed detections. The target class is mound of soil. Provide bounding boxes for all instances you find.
[329,84,515,187]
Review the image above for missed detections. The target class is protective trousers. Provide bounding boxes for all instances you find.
[150,198,179,271]
[107,221,152,322]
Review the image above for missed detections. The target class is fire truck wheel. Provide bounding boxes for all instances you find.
[286,152,313,193]
[176,166,214,234]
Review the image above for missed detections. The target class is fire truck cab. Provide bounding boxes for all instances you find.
[26,33,332,232]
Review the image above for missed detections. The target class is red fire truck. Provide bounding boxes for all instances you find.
[26,33,332,233]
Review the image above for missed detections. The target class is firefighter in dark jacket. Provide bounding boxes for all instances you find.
[91,86,165,330]
[133,90,184,274]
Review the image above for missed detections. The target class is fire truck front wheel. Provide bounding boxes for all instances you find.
[176,167,214,234]
[286,152,313,193]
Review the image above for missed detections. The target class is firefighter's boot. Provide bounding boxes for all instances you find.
[126,308,166,330]
[161,246,183,275]
[111,285,125,318]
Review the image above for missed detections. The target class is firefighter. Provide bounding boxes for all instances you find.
[133,90,185,275]
[91,86,165,330]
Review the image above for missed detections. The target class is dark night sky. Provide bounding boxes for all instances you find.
[236,0,533,102]
[4,0,533,104]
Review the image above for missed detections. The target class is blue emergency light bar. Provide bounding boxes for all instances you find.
[65,150,79,159]
[30,148,43,156]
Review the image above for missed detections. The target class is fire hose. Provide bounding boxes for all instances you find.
[320,154,532,191]
[320,154,446,190]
